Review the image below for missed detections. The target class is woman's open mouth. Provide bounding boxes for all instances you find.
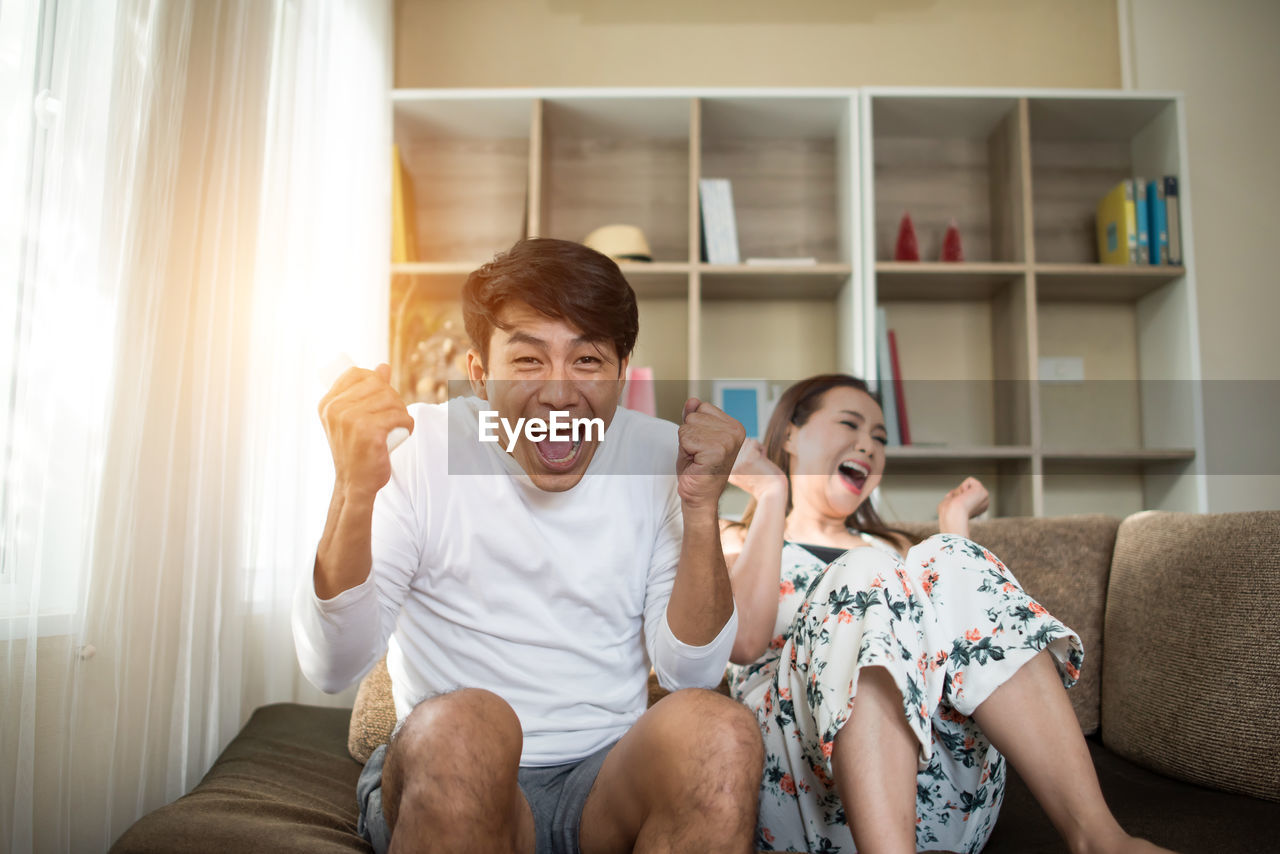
[837,459,870,494]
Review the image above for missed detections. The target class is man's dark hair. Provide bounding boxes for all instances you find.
[462,238,639,371]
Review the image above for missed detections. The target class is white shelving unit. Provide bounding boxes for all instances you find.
[390,86,1207,520]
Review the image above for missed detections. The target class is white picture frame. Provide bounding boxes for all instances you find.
[713,379,769,440]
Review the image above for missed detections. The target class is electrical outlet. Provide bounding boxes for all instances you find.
[1039,356,1085,382]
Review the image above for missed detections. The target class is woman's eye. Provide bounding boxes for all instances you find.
[873,435,888,446]
[840,420,858,430]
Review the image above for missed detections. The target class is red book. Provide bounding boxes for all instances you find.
[887,330,911,445]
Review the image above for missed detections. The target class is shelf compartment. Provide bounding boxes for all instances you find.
[869,96,1027,263]
[393,96,534,263]
[698,298,841,383]
[700,96,855,264]
[1028,96,1182,264]
[540,97,692,262]
[632,293,690,424]
[700,264,853,301]
[1034,264,1185,302]
[877,455,1034,521]
[876,262,1026,300]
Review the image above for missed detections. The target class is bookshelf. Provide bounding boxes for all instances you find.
[390,87,1206,521]
[862,89,1205,520]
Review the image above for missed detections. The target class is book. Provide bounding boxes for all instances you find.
[887,329,910,445]
[1095,179,1138,265]
[1134,178,1150,264]
[698,178,740,264]
[875,307,901,446]
[1147,179,1168,265]
[1164,175,1182,265]
[391,145,417,264]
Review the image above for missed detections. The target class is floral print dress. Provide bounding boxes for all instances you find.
[728,533,1083,853]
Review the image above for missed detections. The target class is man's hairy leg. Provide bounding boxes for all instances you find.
[578,688,763,854]
[381,688,535,854]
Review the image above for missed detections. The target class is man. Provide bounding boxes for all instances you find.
[293,238,763,854]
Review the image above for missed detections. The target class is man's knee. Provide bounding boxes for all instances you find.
[389,687,523,781]
[654,689,764,788]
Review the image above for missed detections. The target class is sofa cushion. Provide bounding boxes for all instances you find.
[348,658,396,764]
[901,515,1118,735]
[110,704,368,854]
[984,735,1280,853]
[1102,509,1280,803]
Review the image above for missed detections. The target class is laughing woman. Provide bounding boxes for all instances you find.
[721,374,1171,854]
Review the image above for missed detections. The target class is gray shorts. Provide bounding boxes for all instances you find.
[357,739,615,854]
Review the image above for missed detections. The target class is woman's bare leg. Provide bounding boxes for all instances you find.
[972,651,1173,854]
[831,666,918,854]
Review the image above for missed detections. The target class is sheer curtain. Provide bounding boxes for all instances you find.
[1,1,392,850]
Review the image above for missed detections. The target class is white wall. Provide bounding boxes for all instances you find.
[1129,0,1280,511]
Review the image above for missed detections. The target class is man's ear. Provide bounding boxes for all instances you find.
[616,356,630,393]
[465,349,487,399]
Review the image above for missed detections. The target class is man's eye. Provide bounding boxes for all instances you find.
[515,356,541,366]
[577,356,602,366]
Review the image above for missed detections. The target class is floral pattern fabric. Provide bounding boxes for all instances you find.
[728,533,1082,853]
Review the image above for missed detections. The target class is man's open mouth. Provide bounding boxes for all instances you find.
[837,459,869,494]
[534,437,584,471]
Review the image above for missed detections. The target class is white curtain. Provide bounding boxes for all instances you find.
[0,1,392,850]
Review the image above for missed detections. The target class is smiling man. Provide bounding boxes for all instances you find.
[293,238,762,854]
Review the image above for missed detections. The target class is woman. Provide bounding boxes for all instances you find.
[722,374,1170,854]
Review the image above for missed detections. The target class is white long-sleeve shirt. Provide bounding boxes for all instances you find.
[293,396,737,766]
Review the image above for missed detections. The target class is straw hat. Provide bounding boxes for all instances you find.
[583,224,653,262]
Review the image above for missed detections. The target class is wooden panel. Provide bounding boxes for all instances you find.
[398,136,529,261]
[701,266,852,300]
[881,301,995,448]
[991,275,1034,445]
[542,135,690,261]
[1037,302,1142,449]
[632,297,689,423]
[701,137,841,261]
[1030,138,1132,264]
[876,263,1025,301]
[700,299,838,382]
[1036,264,1185,302]
[875,137,991,262]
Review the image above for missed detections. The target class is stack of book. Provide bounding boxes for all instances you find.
[1095,176,1182,266]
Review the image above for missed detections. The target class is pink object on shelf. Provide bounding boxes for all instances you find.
[625,366,657,417]
[941,218,964,262]
[894,212,920,261]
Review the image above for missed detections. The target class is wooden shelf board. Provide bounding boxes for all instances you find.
[1042,448,1195,464]
[1035,264,1186,302]
[618,263,691,299]
[886,445,1033,463]
[875,262,1027,301]
[700,264,852,301]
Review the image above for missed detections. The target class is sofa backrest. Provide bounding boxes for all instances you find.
[1102,509,1280,803]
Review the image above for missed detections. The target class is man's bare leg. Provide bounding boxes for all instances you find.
[578,688,763,854]
[380,688,535,854]
[972,651,1174,854]
[831,665,918,854]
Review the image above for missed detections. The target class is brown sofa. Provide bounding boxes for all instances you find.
[112,510,1280,853]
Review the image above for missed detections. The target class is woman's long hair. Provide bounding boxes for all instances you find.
[735,374,917,549]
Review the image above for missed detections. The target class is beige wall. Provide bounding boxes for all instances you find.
[1129,0,1280,511]
[396,0,1121,89]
